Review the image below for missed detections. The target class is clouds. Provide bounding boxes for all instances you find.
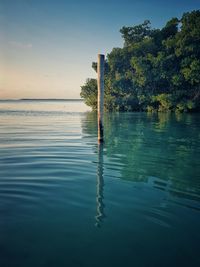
[9,41,32,49]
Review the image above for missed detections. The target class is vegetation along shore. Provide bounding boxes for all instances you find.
[81,10,200,112]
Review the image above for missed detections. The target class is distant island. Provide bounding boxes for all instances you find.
[81,10,200,112]
[0,99,83,101]
[20,99,83,101]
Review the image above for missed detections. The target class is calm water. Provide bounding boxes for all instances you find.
[0,100,200,267]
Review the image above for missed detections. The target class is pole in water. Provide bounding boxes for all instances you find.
[97,54,105,143]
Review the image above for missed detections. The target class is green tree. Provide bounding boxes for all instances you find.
[80,10,200,112]
[80,79,97,110]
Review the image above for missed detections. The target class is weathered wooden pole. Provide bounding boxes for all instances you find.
[97,54,105,143]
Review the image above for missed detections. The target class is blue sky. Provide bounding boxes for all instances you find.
[0,0,199,99]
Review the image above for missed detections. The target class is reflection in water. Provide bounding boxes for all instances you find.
[82,111,200,200]
[1,102,200,267]
[86,108,200,265]
[95,143,105,227]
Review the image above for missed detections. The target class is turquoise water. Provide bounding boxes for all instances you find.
[0,100,200,267]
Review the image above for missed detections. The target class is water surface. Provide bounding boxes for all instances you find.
[0,100,200,267]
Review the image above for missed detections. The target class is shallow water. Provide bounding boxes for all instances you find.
[0,100,200,267]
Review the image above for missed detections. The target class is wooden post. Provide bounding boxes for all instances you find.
[97,54,105,143]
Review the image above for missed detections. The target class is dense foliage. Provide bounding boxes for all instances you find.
[80,10,200,112]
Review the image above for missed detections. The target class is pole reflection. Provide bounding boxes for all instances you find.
[95,142,105,227]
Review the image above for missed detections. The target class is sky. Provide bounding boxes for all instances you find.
[0,0,199,99]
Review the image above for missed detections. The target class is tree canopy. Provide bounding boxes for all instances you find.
[80,10,200,112]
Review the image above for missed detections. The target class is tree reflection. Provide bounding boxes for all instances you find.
[81,112,200,204]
